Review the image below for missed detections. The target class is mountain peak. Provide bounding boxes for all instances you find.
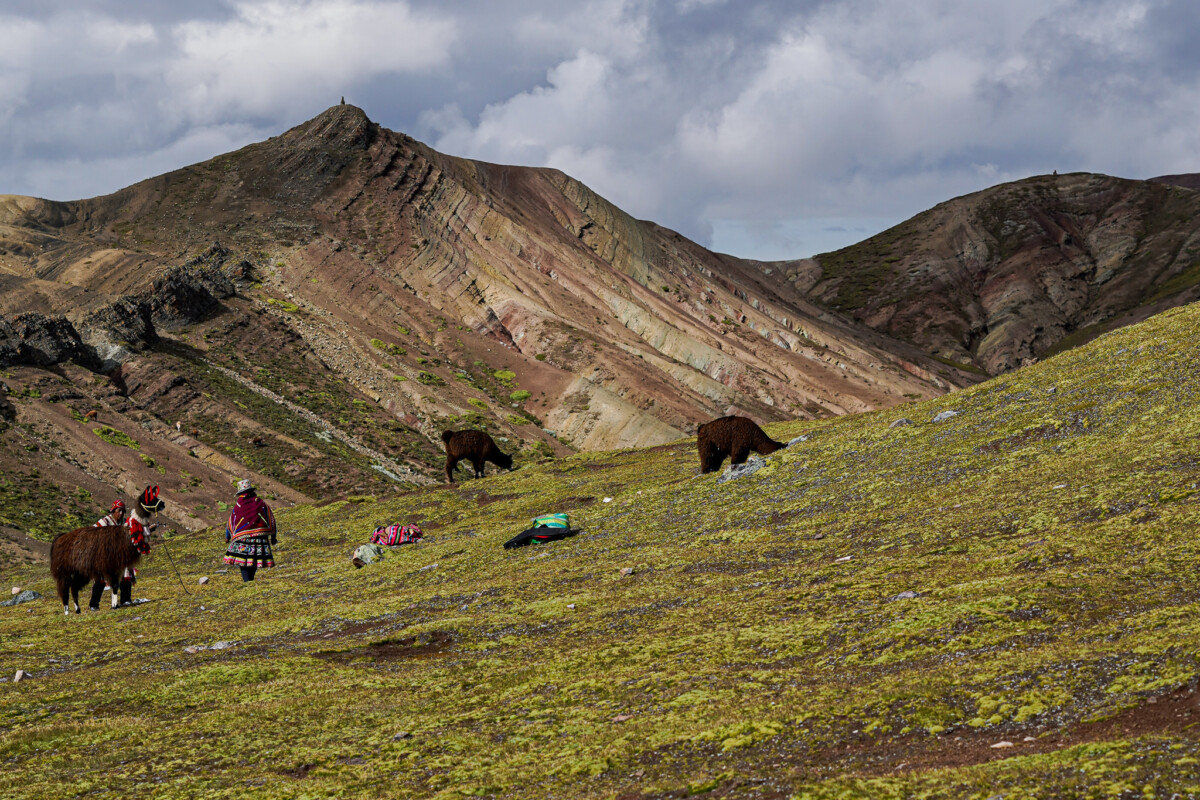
[288,102,377,151]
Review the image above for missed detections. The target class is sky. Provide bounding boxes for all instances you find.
[2,0,1199,260]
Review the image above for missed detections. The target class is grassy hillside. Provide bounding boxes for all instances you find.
[4,301,1200,798]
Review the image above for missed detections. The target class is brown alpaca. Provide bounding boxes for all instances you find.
[50,486,162,614]
[442,429,513,483]
[696,415,784,473]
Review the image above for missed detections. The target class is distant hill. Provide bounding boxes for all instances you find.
[1151,173,1200,191]
[791,172,1200,374]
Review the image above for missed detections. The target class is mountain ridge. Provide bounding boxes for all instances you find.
[0,105,971,552]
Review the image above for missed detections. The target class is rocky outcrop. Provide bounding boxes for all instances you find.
[0,313,94,369]
[77,297,156,370]
[149,263,234,330]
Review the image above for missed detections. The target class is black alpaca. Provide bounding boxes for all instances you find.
[696,415,784,474]
[442,430,513,483]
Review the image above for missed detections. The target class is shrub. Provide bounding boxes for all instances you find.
[468,398,489,410]
[534,354,547,361]
[510,390,532,402]
[417,372,445,386]
[93,426,140,449]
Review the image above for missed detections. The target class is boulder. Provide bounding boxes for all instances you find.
[931,410,959,423]
[889,418,913,428]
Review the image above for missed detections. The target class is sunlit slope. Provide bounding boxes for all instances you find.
[4,302,1200,797]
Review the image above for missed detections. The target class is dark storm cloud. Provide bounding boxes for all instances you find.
[1,0,1199,258]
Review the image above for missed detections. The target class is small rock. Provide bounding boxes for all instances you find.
[932,410,959,423]
[602,497,613,503]
[619,567,634,576]
[209,641,233,650]
[14,670,27,683]
[813,532,826,540]
[787,435,809,446]
[891,590,920,600]
[419,563,438,572]
[198,576,209,585]
[834,555,853,563]
[1052,484,1067,490]
[184,646,200,654]
[1047,386,1057,394]
[10,587,20,595]
[611,714,632,722]
[392,731,411,741]
[1023,736,1037,742]
[889,418,913,429]
[567,604,576,610]
[990,741,1014,749]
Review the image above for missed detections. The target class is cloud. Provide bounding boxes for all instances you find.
[4,0,1200,257]
[166,0,458,121]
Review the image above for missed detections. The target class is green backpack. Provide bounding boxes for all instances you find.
[533,513,569,529]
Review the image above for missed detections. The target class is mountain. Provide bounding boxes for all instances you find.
[790,172,1200,374]
[4,296,1200,797]
[0,105,970,552]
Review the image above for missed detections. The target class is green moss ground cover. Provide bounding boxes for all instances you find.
[5,304,1200,797]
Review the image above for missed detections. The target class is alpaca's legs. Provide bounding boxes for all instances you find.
[89,580,105,611]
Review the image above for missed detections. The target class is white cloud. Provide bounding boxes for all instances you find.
[166,0,457,120]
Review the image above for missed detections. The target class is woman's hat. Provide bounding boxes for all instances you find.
[110,499,126,513]
[236,479,254,495]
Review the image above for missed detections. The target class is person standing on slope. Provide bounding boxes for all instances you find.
[88,499,143,609]
[223,479,277,582]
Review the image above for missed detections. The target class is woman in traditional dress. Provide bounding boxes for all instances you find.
[223,479,277,582]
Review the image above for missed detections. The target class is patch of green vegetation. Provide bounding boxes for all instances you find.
[510,390,531,402]
[266,298,300,313]
[417,371,445,386]
[493,370,516,385]
[468,398,489,411]
[506,414,529,425]
[92,426,139,449]
[534,353,547,361]
[0,471,91,540]
[370,338,407,357]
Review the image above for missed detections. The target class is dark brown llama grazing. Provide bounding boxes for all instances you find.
[50,486,164,615]
[697,415,785,474]
[442,430,513,483]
